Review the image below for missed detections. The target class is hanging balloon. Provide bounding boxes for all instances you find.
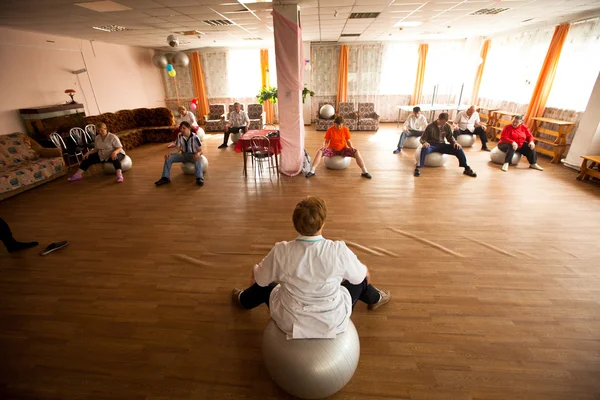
[152,53,168,69]
[173,52,190,67]
[190,103,197,110]
[192,98,198,105]
[168,70,176,77]
[166,64,174,72]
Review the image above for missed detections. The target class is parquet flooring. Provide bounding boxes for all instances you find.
[1,123,599,400]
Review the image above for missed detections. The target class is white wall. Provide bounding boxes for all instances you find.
[564,72,600,169]
[0,27,165,135]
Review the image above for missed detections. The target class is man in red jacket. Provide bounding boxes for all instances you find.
[498,115,544,172]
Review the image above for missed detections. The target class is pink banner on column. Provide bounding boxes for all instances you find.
[273,9,304,177]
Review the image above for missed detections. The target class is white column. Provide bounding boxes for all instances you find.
[564,71,600,169]
[302,41,311,125]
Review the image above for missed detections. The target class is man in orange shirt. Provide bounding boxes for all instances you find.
[306,116,372,179]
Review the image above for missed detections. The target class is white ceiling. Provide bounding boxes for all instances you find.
[0,0,598,49]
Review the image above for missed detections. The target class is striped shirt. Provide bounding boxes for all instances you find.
[176,133,202,154]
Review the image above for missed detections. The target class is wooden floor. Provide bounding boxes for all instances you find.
[1,123,600,400]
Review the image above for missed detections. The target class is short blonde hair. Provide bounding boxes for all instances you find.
[292,197,327,236]
[178,105,186,112]
[95,122,107,130]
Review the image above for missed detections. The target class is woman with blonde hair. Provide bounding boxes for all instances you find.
[67,122,127,183]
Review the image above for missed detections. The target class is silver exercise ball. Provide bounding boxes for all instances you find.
[456,134,476,148]
[231,131,243,144]
[414,146,448,167]
[180,155,208,174]
[152,53,168,69]
[262,319,360,399]
[102,155,132,174]
[324,155,351,170]
[173,52,189,67]
[319,104,335,120]
[490,147,522,165]
[196,127,205,141]
[403,135,421,149]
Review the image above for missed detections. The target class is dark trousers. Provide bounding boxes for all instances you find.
[419,143,469,168]
[453,127,488,146]
[80,152,125,171]
[223,126,247,145]
[0,217,16,249]
[239,278,380,310]
[497,143,537,164]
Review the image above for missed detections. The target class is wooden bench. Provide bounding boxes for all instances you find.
[577,155,600,182]
[488,110,521,142]
[531,117,575,164]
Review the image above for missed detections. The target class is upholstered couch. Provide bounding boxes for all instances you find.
[247,103,265,130]
[1,132,66,201]
[86,107,175,151]
[204,104,226,132]
[316,102,336,131]
[358,102,380,131]
[338,102,358,131]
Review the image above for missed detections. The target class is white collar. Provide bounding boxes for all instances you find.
[295,235,324,243]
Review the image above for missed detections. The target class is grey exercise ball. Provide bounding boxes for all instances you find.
[196,127,205,141]
[490,146,522,165]
[173,52,189,67]
[324,155,351,170]
[231,132,242,144]
[403,135,421,149]
[319,104,335,120]
[456,134,476,147]
[262,319,360,399]
[180,155,208,174]
[414,146,448,167]
[152,53,168,69]
[102,155,132,174]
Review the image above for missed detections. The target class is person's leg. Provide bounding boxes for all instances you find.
[453,129,460,140]
[238,282,278,309]
[219,126,234,148]
[474,126,489,150]
[518,144,537,165]
[395,131,408,151]
[107,153,125,182]
[69,152,101,181]
[183,153,204,181]
[0,217,38,253]
[418,144,436,167]
[498,143,516,164]
[306,148,325,177]
[350,149,371,178]
[342,278,390,310]
[436,143,476,175]
[161,154,185,179]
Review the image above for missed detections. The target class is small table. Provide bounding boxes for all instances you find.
[531,117,575,164]
[476,106,498,124]
[488,110,521,141]
[234,129,282,177]
[577,156,600,182]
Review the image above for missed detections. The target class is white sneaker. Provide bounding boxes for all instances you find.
[530,163,544,171]
[501,163,509,172]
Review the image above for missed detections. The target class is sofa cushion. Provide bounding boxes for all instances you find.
[0,157,65,194]
[0,133,40,170]
[114,128,145,151]
[143,127,174,143]
[113,110,137,132]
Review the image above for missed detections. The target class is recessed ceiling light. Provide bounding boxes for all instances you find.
[75,1,132,12]
[394,21,423,27]
[93,25,129,32]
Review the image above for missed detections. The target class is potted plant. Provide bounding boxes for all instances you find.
[302,85,314,104]
[256,85,315,104]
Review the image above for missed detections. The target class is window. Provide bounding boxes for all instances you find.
[311,45,339,96]
[379,43,419,95]
[227,48,262,97]
[546,18,600,111]
[348,44,383,96]
[479,27,554,104]
[421,40,467,104]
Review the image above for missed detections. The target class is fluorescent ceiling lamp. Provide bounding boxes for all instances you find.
[237,0,272,3]
[75,1,131,12]
[394,21,423,27]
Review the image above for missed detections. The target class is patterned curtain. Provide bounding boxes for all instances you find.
[200,50,228,98]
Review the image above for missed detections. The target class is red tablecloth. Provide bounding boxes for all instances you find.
[233,130,282,154]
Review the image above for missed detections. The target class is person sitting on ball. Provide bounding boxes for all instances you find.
[306,115,372,179]
[155,121,204,187]
[414,112,477,178]
[497,115,544,172]
[231,196,391,339]
[67,122,127,183]
[168,105,200,148]
[452,105,490,151]
[394,106,427,153]
[219,102,249,149]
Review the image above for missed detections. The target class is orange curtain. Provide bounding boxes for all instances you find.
[260,49,274,124]
[471,39,491,105]
[411,44,428,106]
[524,24,570,127]
[190,52,210,125]
[336,45,349,105]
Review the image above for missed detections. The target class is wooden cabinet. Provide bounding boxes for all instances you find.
[19,104,86,146]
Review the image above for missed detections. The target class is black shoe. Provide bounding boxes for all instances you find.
[481,146,491,152]
[40,241,68,256]
[414,167,421,177]
[196,178,204,186]
[154,177,170,186]
[463,168,477,177]
[218,143,227,149]
[361,172,372,179]
[7,241,38,253]
[393,148,402,154]
[305,172,315,178]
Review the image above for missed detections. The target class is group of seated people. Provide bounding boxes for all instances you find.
[391,105,544,176]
